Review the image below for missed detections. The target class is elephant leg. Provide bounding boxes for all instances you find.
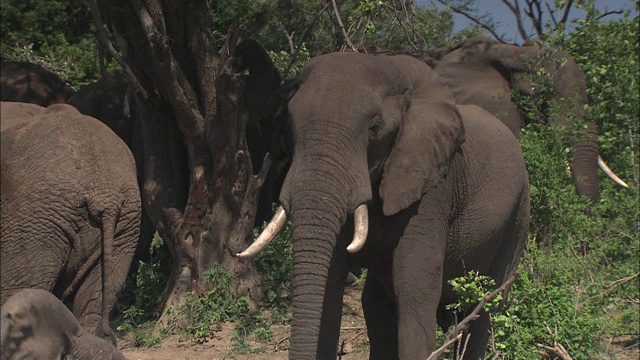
[460,310,491,360]
[362,275,398,360]
[72,256,103,335]
[0,235,66,303]
[393,208,447,359]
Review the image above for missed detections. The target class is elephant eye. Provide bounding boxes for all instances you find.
[369,118,382,138]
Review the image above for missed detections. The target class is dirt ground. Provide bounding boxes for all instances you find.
[119,284,370,360]
[120,282,639,360]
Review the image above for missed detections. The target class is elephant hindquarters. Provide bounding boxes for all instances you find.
[72,196,140,339]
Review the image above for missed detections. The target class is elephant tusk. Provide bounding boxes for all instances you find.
[236,206,287,259]
[347,204,369,253]
[598,155,629,188]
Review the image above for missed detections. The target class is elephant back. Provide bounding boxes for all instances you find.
[0,102,44,168]
[67,70,135,148]
[1,60,76,107]
[1,102,138,213]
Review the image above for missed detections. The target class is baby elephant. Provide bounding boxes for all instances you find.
[0,289,124,360]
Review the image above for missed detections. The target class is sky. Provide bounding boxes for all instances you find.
[420,0,638,43]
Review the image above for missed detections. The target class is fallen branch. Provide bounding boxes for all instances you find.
[426,272,519,359]
[448,272,519,341]
[536,342,574,360]
[605,272,639,289]
[426,333,463,360]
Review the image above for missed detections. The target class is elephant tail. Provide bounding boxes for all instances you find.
[100,208,118,341]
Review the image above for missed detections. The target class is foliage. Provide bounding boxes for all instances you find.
[117,233,172,331]
[254,219,294,319]
[486,13,639,357]
[442,7,639,358]
[168,264,252,343]
[269,45,311,80]
[0,0,102,87]
[445,271,503,312]
[560,13,640,187]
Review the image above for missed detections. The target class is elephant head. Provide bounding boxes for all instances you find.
[1,60,76,107]
[431,36,627,203]
[1,289,125,360]
[240,52,467,358]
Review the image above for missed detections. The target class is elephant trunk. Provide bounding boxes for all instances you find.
[572,120,600,202]
[279,120,372,358]
[287,170,353,359]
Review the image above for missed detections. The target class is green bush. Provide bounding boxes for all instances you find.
[254,219,294,319]
[169,264,252,343]
[117,232,171,332]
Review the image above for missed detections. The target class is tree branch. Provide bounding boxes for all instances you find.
[436,0,509,43]
[284,3,329,78]
[90,0,147,98]
[426,333,464,360]
[536,342,574,360]
[330,0,357,52]
[502,0,530,41]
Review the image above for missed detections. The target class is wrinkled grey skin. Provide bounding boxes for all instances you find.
[1,60,76,107]
[0,102,141,340]
[67,70,156,272]
[279,52,530,359]
[1,289,125,360]
[431,36,600,202]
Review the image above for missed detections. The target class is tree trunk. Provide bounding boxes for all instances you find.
[94,0,266,320]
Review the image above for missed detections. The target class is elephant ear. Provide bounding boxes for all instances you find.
[379,101,465,216]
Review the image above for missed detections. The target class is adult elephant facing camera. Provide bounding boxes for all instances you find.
[239,52,530,359]
[0,102,141,341]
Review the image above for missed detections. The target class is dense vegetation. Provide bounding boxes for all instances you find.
[1,0,637,358]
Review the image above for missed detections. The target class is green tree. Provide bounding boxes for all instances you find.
[0,0,100,86]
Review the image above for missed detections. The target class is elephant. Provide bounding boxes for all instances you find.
[1,60,76,106]
[67,70,156,273]
[0,102,141,341]
[1,288,125,360]
[428,35,627,203]
[238,52,530,359]
[68,70,138,150]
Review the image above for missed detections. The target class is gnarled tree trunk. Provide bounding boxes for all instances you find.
[94,0,267,320]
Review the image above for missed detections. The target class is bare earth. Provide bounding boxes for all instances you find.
[120,284,370,360]
[120,282,639,360]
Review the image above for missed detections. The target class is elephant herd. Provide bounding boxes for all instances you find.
[0,36,628,359]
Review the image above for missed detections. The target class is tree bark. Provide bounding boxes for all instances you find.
[95,0,265,320]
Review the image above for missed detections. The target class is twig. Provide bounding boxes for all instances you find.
[536,342,574,360]
[89,0,147,98]
[330,0,357,52]
[284,3,328,78]
[588,272,640,301]
[426,272,519,359]
[436,0,508,43]
[447,272,519,341]
[426,333,463,360]
[605,272,640,289]
[594,10,625,21]
[611,341,640,354]
[340,326,367,330]
[274,335,289,351]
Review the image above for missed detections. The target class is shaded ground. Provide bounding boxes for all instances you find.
[120,283,370,360]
